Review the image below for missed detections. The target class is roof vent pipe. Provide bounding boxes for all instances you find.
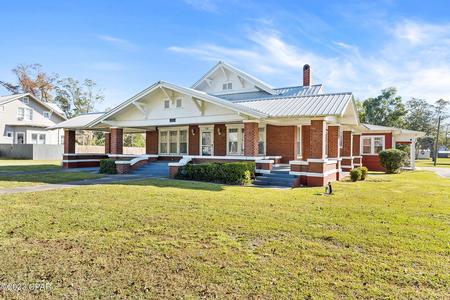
[303,64,311,86]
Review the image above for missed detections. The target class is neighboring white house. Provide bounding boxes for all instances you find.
[0,93,66,145]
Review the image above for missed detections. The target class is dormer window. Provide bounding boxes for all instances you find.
[43,111,51,119]
[222,82,232,91]
[21,96,29,104]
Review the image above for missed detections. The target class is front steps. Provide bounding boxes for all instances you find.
[254,166,298,188]
[132,161,170,177]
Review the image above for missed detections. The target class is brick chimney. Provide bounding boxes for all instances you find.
[303,64,311,86]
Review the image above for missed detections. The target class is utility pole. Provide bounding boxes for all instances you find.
[433,115,441,166]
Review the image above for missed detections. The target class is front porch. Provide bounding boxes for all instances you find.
[62,118,365,187]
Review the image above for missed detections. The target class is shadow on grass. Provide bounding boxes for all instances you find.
[0,172,104,186]
[0,164,62,174]
[120,177,225,192]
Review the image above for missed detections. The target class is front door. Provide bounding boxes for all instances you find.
[200,126,213,156]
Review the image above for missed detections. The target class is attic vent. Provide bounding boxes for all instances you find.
[169,118,176,123]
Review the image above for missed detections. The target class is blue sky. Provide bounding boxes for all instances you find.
[1,0,449,110]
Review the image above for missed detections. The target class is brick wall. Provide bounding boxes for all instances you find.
[327,125,339,158]
[244,122,259,156]
[104,132,111,154]
[64,130,76,153]
[145,130,158,154]
[266,125,297,163]
[110,128,123,155]
[352,134,361,156]
[188,125,199,155]
[310,120,325,159]
[342,131,353,157]
[214,124,226,156]
[301,125,310,160]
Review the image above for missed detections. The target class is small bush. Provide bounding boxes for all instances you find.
[176,162,255,185]
[350,168,362,182]
[357,166,368,180]
[99,159,117,174]
[379,149,408,174]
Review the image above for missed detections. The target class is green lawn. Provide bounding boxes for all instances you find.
[0,172,105,189]
[416,157,450,168]
[0,159,62,173]
[0,171,448,298]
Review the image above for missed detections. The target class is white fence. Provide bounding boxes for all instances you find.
[76,145,146,155]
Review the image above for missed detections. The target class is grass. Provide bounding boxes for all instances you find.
[0,159,62,173]
[0,172,105,189]
[0,171,448,298]
[416,157,450,168]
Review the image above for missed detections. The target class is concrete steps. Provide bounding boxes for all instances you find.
[254,168,298,187]
[132,161,169,177]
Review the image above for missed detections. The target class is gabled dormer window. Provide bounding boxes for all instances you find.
[43,111,51,119]
[21,96,29,104]
[222,82,232,91]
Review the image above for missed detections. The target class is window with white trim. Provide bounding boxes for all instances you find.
[362,136,385,155]
[6,132,13,138]
[39,134,46,144]
[31,133,38,144]
[0,105,4,112]
[164,100,170,109]
[25,108,33,121]
[21,96,29,104]
[258,127,266,155]
[176,99,182,108]
[226,125,244,155]
[297,126,302,158]
[222,82,232,90]
[325,128,328,157]
[17,107,25,120]
[339,130,343,149]
[43,111,51,119]
[158,128,188,155]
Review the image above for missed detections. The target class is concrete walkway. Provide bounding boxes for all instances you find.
[0,173,168,195]
[417,167,450,178]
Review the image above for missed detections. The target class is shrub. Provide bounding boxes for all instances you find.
[379,149,408,174]
[99,159,117,174]
[176,162,255,185]
[357,166,368,180]
[350,168,362,182]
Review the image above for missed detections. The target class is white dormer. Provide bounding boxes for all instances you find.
[192,61,277,95]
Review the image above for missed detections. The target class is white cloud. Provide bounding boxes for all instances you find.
[98,35,139,51]
[168,19,450,102]
[183,0,218,13]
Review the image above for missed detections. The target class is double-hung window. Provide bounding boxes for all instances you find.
[25,108,33,121]
[362,136,385,155]
[226,125,245,155]
[159,128,188,155]
[258,127,265,155]
[17,107,25,120]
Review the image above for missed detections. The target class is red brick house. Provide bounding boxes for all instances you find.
[51,61,423,187]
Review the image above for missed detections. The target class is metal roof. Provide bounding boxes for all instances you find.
[236,92,352,117]
[48,112,104,129]
[215,84,323,102]
[361,124,425,136]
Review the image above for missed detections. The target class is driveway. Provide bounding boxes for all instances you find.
[417,167,450,178]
